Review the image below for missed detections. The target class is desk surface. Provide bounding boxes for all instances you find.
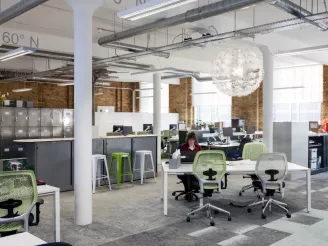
[163,160,309,174]
[37,185,60,195]
[14,134,158,143]
[0,232,46,245]
[199,142,240,148]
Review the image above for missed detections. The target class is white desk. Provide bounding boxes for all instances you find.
[161,160,311,216]
[0,232,46,245]
[37,185,60,242]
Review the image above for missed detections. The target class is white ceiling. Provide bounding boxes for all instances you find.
[1,0,328,69]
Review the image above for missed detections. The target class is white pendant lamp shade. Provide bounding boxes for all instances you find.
[212,48,263,97]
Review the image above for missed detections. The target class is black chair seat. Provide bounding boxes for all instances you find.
[0,199,22,219]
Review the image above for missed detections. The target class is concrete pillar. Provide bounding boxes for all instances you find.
[260,46,274,152]
[66,0,103,226]
[153,73,161,165]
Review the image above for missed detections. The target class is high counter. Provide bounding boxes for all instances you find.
[14,135,158,191]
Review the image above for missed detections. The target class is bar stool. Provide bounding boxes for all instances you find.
[133,150,157,185]
[109,152,133,189]
[91,154,112,194]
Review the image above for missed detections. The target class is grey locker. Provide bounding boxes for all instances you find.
[28,127,40,138]
[40,127,52,138]
[41,109,52,127]
[16,100,24,108]
[52,109,63,126]
[15,108,28,127]
[53,127,64,137]
[64,126,73,137]
[1,127,13,139]
[28,109,40,127]
[63,109,73,126]
[0,108,14,126]
[1,139,13,158]
[14,127,27,139]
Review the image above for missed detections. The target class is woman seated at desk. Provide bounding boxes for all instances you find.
[174,132,201,202]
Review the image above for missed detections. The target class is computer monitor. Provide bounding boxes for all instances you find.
[169,124,178,131]
[223,127,233,137]
[143,124,153,133]
[179,130,188,145]
[178,123,186,130]
[246,125,255,134]
[123,126,133,136]
[209,128,218,133]
[113,125,123,133]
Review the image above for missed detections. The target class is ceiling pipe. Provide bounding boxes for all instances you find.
[271,0,328,31]
[98,0,265,45]
[0,0,49,25]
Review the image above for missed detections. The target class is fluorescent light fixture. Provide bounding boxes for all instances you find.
[117,0,197,21]
[57,82,75,86]
[275,45,328,57]
[136,96,153,99]
[95,91,104,96]
[273,86,304,90]
[12,88,32,93]
[0,47,36,61]
[190,92,217,95]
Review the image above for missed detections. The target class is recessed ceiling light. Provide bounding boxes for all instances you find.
[0,47,36,62]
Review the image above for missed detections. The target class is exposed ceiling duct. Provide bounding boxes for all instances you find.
[94,11,328,66]
[271,0,328,31]
[98,0,266,46]
[0,0,48,25]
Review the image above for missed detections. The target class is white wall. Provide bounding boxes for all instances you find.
[95,112,179,136]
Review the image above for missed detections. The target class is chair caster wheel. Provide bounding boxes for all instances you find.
[172,192,176,196]
[175,196,178,201]
[210,221,215,226]
[228,217,231,221]
[186,217,190,222]
[247,208,252,213]
[261,214,266,219]
[239,192,242,196]
[214,210,219,215]
[286,213,291,218]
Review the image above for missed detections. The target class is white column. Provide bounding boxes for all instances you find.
[66,0,103,226]
[153,73,161,165]
[260,46,274,152]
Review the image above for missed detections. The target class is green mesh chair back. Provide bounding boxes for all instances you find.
[0,170,37,232]
[242,142,267,161]
[192,150,227,191]
[162,130,172,138]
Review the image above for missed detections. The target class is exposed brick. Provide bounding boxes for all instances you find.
[169,78,194,126]
[231,83,263,130]
[322,65,328,120]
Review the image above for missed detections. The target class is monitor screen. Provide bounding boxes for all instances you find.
[143,124,153,132]
[169,124,178,131]
[223,127,233,137]
[209,128,218,133]
[123,126,133,136]
[178,123,186,130]
[246,125,255,134]
[113,125,123,133]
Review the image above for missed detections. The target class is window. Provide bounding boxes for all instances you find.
[138,82,169,113]
[192,78,231,126]
[273,65,323,123]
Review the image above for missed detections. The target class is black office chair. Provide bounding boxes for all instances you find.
[38,243,73,246]
[172,174,199,202]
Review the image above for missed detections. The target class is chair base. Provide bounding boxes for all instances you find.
[239,184,255,196]
[247,197,291,219]
[187,203,231,226]
[173,190,199,202]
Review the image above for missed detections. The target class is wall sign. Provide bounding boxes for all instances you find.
[1,31,39,48]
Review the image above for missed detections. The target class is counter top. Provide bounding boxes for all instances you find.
[14,134,158,143]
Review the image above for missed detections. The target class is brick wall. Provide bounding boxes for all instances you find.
[231,83,263,130]
[322,65,328,119]
[169,77,194,126]
[0,81,139,111]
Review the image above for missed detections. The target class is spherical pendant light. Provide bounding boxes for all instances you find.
[212,48,263,97]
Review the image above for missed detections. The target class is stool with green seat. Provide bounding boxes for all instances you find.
[109,152,133,189]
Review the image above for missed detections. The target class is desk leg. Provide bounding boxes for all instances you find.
[164,171,168,216]
[161,165,164,200]
[306,169,311,213]
[54,190,61,242]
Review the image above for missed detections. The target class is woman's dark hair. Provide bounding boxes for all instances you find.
[185,131,198,144]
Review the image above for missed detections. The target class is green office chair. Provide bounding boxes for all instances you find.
[0,170,40,237]
[239,142,267,196]
[186,150,231,226]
